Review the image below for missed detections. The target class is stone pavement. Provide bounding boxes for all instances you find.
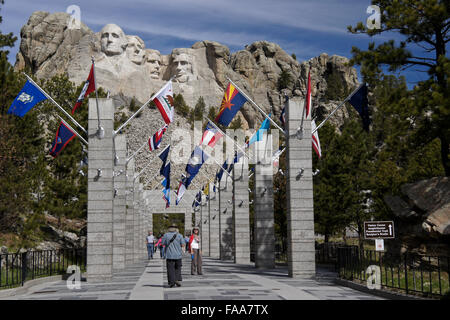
[2,254,384,300]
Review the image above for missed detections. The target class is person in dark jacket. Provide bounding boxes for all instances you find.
[161,224,185,287]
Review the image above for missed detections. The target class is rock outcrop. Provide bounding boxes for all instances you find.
[15,11,359,129]
[384,177,450,256]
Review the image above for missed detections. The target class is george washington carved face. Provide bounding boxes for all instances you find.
[100,24,127,56]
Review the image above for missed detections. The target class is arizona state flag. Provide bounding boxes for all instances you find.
[215,83,247,127]
[72,63,95,114]
[49,121,77,158]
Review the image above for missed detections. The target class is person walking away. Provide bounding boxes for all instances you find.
[162,224,185,287]
[184,233,190,253]
[146,231,155,259]
[189,227,203,275]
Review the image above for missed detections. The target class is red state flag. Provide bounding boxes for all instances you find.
[305,70,312,118]
[72,63,95,114]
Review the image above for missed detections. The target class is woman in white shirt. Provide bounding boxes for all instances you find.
[189,227,203,275]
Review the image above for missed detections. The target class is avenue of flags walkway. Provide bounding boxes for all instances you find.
[3,256,384,300]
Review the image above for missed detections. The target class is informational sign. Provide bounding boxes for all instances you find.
[375,239,384,251]
[364,221,395,239]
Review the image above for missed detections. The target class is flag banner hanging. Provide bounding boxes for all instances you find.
[176,177,187,205]
[305,70,312,118]
[159,145,171,175]
[192,190,201,208]
[311,120,322,158]
[215,82,248,127]
[153,81,174,125]
[247,114,271,147]
[185,146,209,188]
[149,125,168,151]
[200,121,223,148]
[162,187,170,208]
[216,159,228,182]
[8,80,47,117]
[348,83,370,130]
[233,151,244,163]
[71,63,95,114]
[279,107,285,127]
[161,162,171,189]
[49,121,77,158]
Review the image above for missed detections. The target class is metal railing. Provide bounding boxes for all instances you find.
[0,248,86,289]
[337,246,450,298]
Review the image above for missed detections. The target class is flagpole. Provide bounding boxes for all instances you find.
[226,77,285,134]
[126,140,148,164]
[23,73,87,135]
[312,83,364,134]
[114,76,175,136]
[204,116,250,159]
[56,115,89,146]
[91,57,102,136]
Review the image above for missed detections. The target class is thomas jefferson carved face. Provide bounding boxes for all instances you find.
[126,36,146,65]
[172,53,193,83]
[146,50,161,79]
[100,24,127,56]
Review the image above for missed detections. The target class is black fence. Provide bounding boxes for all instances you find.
[0,248,86,289]
[337,246,450,298]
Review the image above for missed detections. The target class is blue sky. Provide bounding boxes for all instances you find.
[1,0,431,87]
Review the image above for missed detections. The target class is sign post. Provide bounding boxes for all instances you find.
[364,221,394,252]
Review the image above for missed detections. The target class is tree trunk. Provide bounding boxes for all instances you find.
[324,233,329,243]
[342,229,347,245]
[439,132,450,176]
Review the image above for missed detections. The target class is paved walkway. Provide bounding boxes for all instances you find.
[3,255,383,300]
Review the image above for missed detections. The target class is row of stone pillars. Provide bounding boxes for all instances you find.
[86,97,315,282]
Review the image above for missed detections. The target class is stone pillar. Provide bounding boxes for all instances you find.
[233,158,251,264]
[139,186,146,259]
[286,99,315,278]
[133,182,142,262]
[87,98,114,282]
[219,173,234,260]
[202,194,210,256]
[112,134,126,270]
[253,134,275,269]
[125,158,135,266]
[185,209,192,234]
[209,184,220,259]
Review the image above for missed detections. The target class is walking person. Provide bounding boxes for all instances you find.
[146,231,155,260]
[155,237,164,258]
[189,227,203,275]
[162,224,185,288]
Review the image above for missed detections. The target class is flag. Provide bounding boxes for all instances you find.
[247,114,271,147]
[348,83,370,130]
[8,80,47,117]
[159,145,170,175]
[148,125,168,151]
[161,162,171,189]
[49,121,77,158]
[72,63,95,114]
[311,120,322,158]
[204,183,209,198]
[176,177,187,205]
[153,81,174,125]
[162,187,170,208]
[215,82,248,127]
[305,70,312,118]
[233,151,244,163]
[279,107,285,127]
[185,146,209,188]
[192,190,201,208]
[216,159,228,182]
[200,122,223,148]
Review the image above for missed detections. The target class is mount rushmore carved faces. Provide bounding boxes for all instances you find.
[127,35,146,65]
[172,52,193,83]
[146,49,161,79]
[100,24,128,56]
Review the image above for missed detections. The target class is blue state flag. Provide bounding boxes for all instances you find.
[159,145,170,175]
[8,80,47,117]
[216,159,228,182]
[185,146,209,188]
[348,84,370,130]
[161,162,171,189]
[49,121,77,158]
[247,114,271,147]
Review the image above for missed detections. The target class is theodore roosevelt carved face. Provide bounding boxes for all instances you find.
[100,24,127,56]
